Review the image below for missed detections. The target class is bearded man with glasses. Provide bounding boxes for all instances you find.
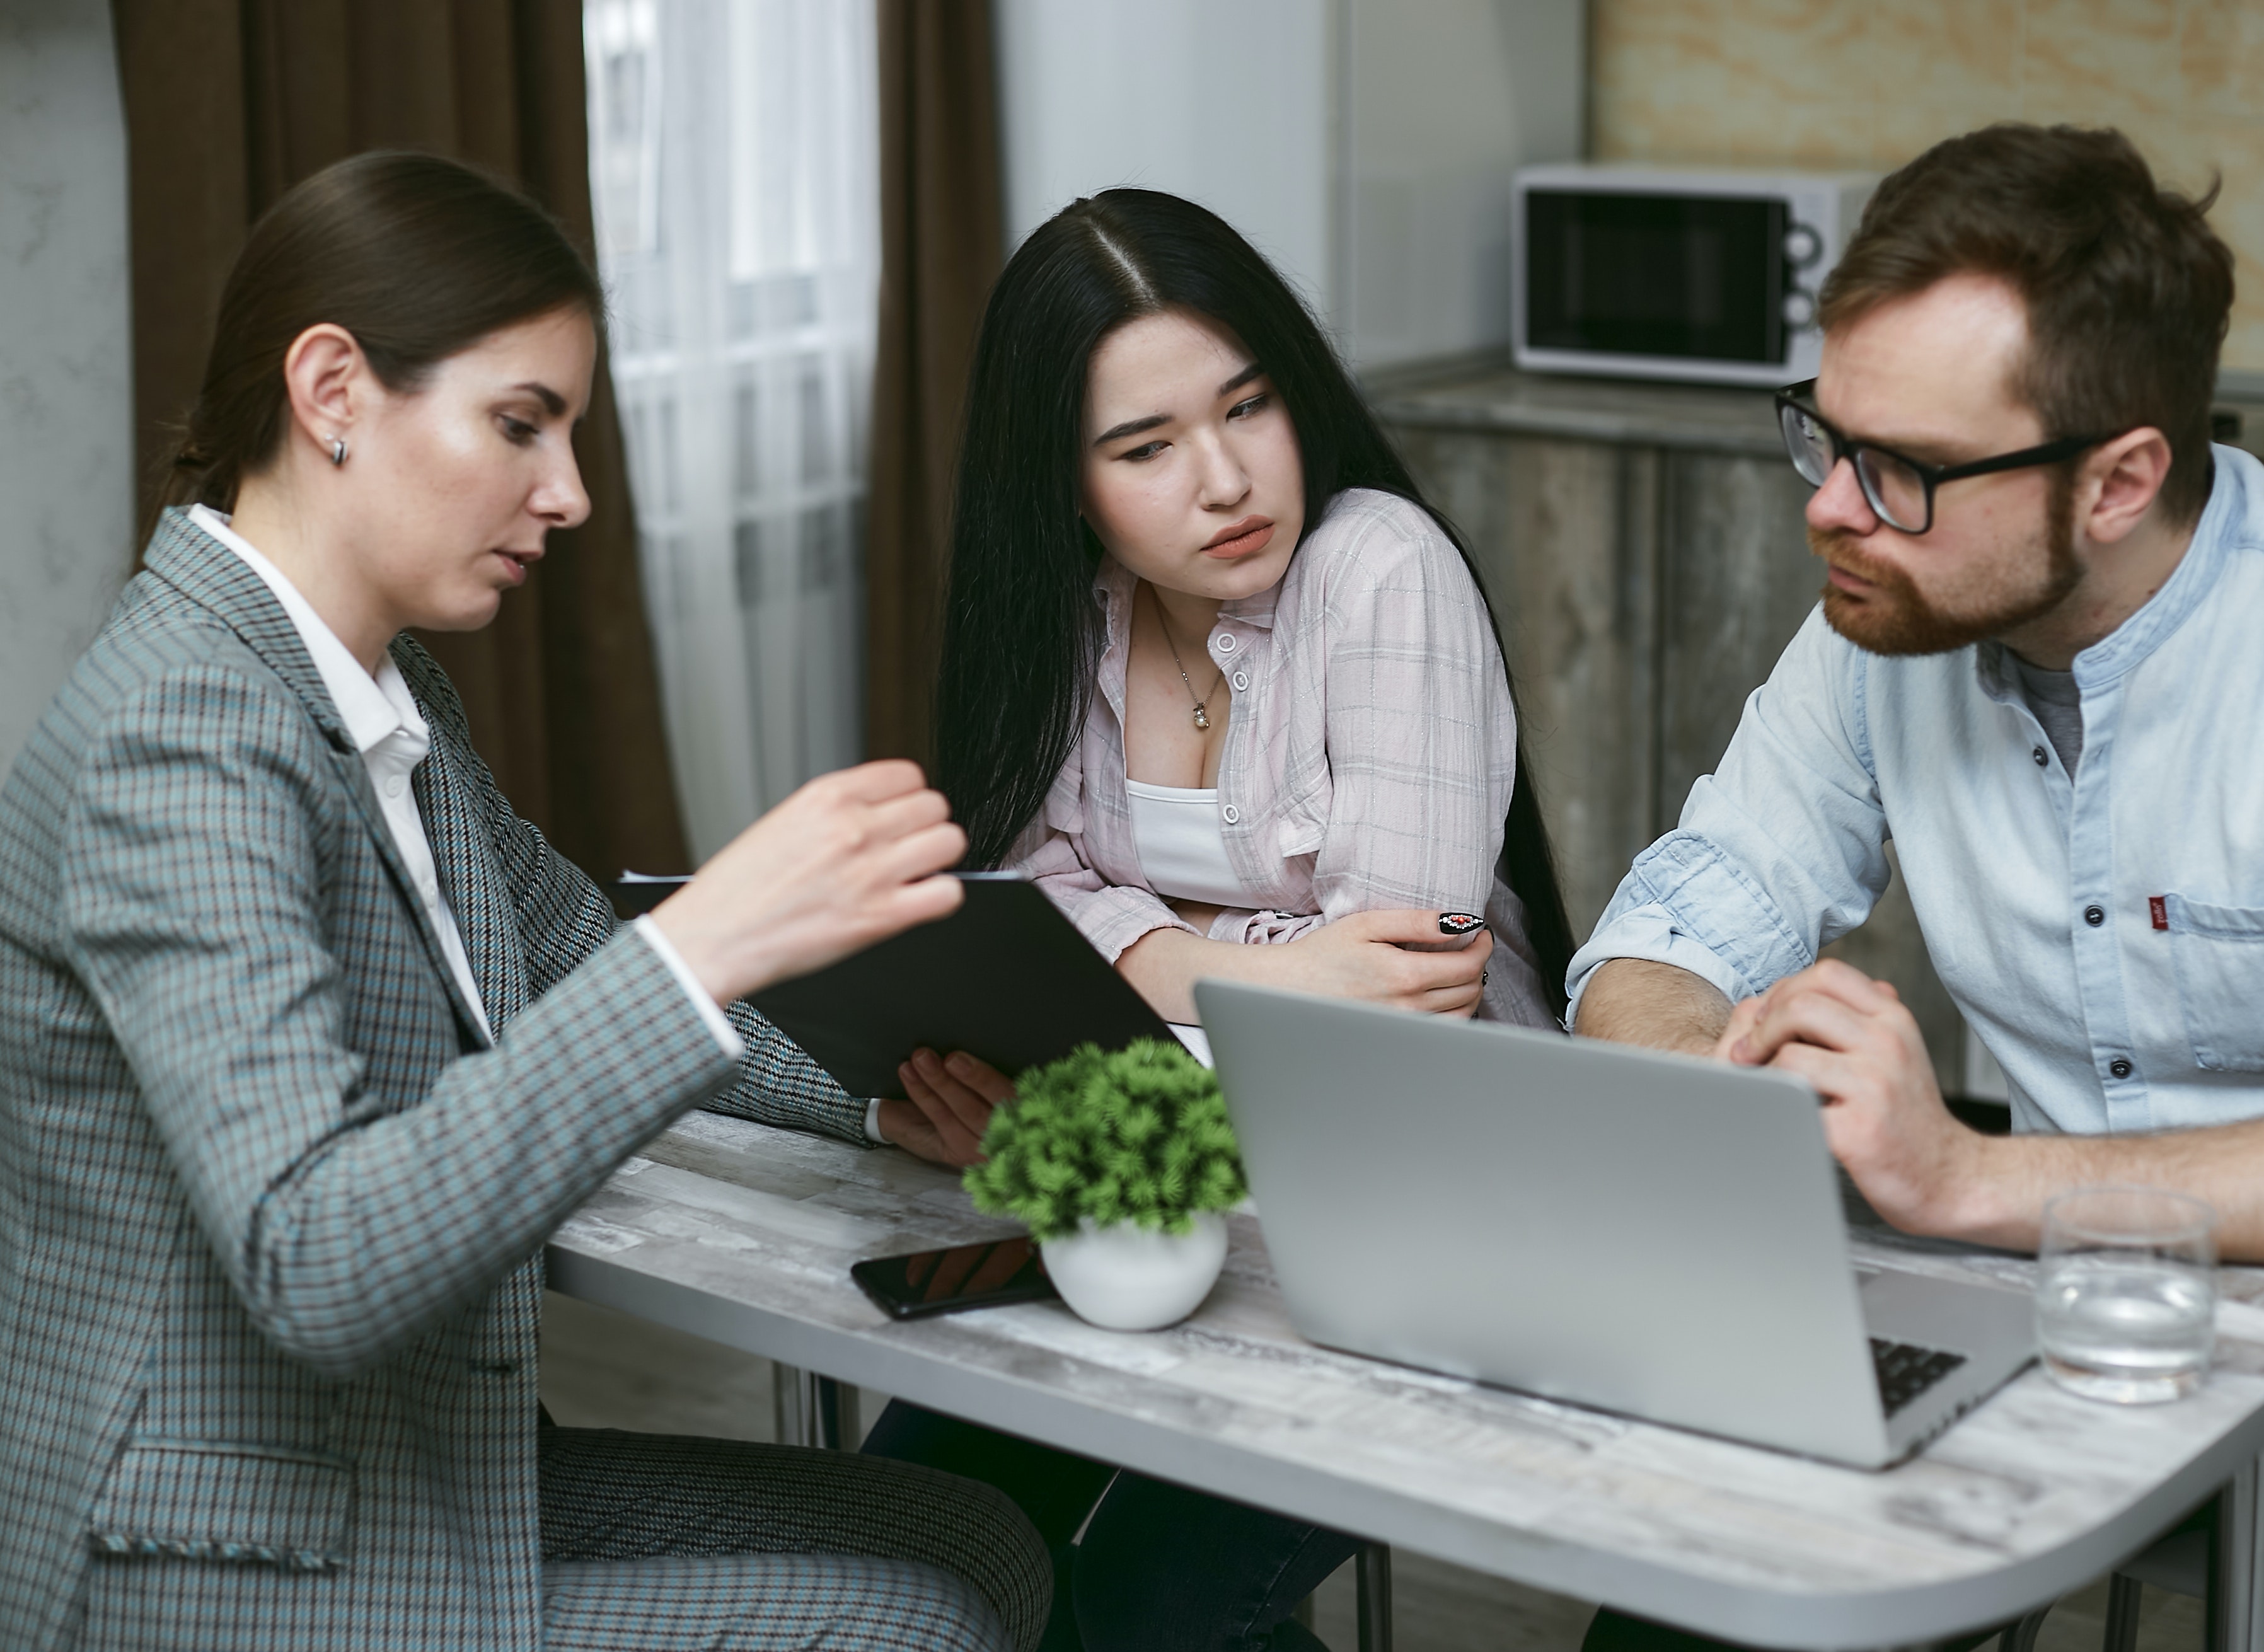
[1571,123,2264,1268]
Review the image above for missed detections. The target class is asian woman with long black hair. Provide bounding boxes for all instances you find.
[868,188,1578,1652]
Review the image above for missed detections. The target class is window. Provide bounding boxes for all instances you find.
[586,0,879,858]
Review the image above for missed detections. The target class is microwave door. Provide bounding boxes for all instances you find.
[1527,192,1789,367]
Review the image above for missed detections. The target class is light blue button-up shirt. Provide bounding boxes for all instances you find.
[1568,443,2264,1136]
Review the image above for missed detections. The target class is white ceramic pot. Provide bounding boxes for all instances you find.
[1040,1211,1228,1331]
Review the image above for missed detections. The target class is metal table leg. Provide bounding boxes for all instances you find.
[2104,1574,2142,1652]
[2212,1459,2258,1652]
[1999,1605,2052,1652]
[773,1363,858,1450]
[2010,1593,2064,1647]
[2101,1458,2257,1652]
[1357,1542,1392,1652]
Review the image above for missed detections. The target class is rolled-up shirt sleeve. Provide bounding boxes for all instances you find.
[1016,819,1195,962]
[1566,606,1896,1026]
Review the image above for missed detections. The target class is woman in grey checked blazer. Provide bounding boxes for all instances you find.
[0,152,1048,1652]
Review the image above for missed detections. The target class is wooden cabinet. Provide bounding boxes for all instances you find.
[1379,369,1971,1092]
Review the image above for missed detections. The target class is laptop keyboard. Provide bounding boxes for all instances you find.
[1871,1337,1968,1418]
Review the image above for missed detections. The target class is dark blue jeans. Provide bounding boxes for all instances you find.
[863,1401,1362,1652]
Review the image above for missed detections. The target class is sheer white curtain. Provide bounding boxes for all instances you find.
[586,0,880,862]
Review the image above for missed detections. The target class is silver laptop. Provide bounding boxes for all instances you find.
[1194,979,2035,1469]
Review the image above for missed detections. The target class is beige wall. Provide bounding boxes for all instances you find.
[1591,0,2264,371]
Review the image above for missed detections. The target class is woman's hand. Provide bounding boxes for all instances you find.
[1119,907,1493,1021]
[1267,909,1493,1017]
[877,1049,1014,1167]
[649,761,966,1005]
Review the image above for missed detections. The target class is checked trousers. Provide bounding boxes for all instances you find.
[540,1426,1052,1651]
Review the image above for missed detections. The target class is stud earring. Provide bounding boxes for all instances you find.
[328,436,349,466]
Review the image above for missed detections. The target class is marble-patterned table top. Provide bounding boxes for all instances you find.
[548,1112,2264,1649]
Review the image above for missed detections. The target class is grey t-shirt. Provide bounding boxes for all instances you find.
[2011,652,2083,776]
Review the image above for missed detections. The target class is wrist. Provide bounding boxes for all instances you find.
[1115,923,1210,1024]
[645,902,720,1000]
[1912,1126,2023,1244]
[647,897,782,1007]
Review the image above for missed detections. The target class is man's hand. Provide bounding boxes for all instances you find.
[876,1049,1013,1168]
[1723,959,1987,1234]
[650,761,966,1005]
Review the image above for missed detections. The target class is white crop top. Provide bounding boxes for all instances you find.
[1124,780,1263,908]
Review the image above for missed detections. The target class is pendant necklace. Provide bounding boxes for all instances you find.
[1148,585,1225,732]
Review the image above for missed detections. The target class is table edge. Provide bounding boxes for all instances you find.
[547,1242,2264,1648]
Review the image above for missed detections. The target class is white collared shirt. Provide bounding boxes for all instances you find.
[189,505,741,1063]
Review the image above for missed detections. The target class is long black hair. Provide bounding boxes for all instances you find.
[933,188,1576,1019]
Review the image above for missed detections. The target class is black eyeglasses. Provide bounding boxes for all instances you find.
[1774,379,2120,534]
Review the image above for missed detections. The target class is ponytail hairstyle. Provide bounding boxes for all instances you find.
[935,188,1577,1019]
[161,149,604,518]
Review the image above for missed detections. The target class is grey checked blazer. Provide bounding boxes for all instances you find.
[0,510,867,1650]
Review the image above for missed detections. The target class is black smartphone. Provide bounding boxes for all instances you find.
[851,1236,1059,1320]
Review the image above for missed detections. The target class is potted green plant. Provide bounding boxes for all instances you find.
[965,1037,1247,1331]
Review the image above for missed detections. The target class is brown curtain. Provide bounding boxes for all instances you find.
[111,0,690,879]
[865,0,1005,772]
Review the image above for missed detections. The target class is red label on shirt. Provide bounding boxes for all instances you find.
[2151,896,2169,931]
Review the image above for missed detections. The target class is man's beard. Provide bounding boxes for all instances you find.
[1813,473,2081,657]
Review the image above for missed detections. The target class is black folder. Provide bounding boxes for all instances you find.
[746,873,1175,1099]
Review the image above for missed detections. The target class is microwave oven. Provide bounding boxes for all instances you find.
[1511,165,1878,388]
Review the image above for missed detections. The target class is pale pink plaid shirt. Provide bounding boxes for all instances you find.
[1009,488,1552,1025]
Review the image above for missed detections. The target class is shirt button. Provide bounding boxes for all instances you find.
[2084,904,2105,927]
[1221,804,1240,825]
[1231,671,1249,691]
[384,775,406,799]
[1215,633,1237,654]
[2031,746,2048,766]
[2109,1057,2134,1080]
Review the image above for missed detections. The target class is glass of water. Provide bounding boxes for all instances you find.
[2036,1186,2219,1404]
